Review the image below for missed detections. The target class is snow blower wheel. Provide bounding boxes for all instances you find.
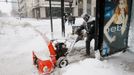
[56,57,68,68]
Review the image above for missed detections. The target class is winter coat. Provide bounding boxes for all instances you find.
[76,17,96,37]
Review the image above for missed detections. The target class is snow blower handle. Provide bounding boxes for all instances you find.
[71,34,82,48]
[75,34,84,43]
[66,35,81,55]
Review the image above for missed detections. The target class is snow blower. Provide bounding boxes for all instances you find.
[31,29,72,74]
[32,33,81,74]
[31,24,83,74]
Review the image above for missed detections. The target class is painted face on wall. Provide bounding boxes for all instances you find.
[119,0,125,9]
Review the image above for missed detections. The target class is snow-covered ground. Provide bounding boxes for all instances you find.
[0,17,134,75]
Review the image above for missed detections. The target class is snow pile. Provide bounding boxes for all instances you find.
[61,51,134,75]
[62,59,117,75]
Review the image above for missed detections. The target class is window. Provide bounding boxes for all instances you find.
[87,0,91,4]
[78,0,83,4]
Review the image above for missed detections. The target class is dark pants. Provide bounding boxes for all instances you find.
[86,34,95,55]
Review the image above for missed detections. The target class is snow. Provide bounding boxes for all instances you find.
[61,52,134,75]
[0,17,134,75]
[62,59,116,75]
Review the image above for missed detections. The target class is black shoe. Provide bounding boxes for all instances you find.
[84,53,90,57]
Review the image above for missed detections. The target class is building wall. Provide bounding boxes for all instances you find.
[19,0,94,18]
[77,0,91,16]
[26,0,34,18]
[32,0,80,18]
[83,0,87,14]
[40,7,46,18]
[87,0,91,15]
[91,0,96,16]
[11,0,19,17]
[73,0,78,16]
[19,0,34,18]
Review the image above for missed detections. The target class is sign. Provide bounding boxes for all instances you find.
[102,0,132,56]
[96,0,132,57]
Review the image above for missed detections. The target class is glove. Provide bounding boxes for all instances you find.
[75,34,84,43]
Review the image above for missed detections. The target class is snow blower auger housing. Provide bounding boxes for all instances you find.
[32,40,69,75]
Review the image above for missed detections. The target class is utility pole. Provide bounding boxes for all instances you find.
[49,0,53,39]
[61,0,65,37]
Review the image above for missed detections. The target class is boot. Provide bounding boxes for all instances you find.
[95,50,101,60]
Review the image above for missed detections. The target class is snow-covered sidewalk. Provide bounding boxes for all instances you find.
[0,17,134,75]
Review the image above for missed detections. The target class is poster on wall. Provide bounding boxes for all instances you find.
[102,0,132,56]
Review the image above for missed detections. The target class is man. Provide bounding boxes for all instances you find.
[75,13,100,59]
